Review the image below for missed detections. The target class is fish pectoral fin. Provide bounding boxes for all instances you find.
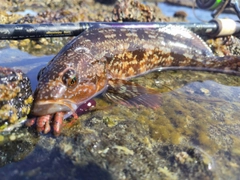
[104,79,161,108]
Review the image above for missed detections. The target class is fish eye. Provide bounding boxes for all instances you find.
[62,69,78,87]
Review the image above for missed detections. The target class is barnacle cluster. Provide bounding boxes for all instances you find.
[0,67,33,132]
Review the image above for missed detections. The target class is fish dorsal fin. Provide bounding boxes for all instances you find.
[159,25,214,57]
[105,79,161,108]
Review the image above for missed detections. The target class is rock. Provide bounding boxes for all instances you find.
[0,67,33,133]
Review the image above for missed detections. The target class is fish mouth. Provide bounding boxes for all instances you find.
[31,99,78,116]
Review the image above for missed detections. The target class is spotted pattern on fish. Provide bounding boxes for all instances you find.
[31,25,240,117]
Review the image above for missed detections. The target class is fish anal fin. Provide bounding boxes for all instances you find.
[105,79,161,109]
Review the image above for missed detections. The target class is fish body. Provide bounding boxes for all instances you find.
[30,25,240,134]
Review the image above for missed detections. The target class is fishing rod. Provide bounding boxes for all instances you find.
[0,0,240,40]
[0,19,239,40]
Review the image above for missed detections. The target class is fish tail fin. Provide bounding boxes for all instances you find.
[204,56,240,75]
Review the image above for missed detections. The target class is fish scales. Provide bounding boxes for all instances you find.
[59,27,210,79]
[30,25,240,135]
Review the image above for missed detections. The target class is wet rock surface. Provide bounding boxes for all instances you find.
[0,67,33,134]
[0,0,240,179]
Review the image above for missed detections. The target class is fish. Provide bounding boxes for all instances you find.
[28,25,240,135]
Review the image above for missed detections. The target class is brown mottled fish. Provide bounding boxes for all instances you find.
[28,25,240,135]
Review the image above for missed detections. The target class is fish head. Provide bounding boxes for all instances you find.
[31,49,106,116]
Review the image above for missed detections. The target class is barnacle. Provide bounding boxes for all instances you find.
[0,67,33,132]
